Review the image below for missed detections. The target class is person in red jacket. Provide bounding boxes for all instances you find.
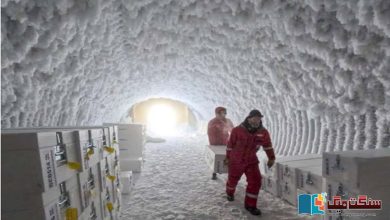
[207,106,234,145]
[225,109,276,216]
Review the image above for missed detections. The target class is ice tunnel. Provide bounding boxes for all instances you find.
[2,0,390,219]
[2,0,389,154]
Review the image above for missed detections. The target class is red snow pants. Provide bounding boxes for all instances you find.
[226,162,261,207]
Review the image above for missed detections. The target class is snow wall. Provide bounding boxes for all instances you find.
[2,0,390,154]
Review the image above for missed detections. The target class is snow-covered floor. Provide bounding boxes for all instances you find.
[121,135,314,220]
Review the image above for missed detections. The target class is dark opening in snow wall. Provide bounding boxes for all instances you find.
[1,0,390,152]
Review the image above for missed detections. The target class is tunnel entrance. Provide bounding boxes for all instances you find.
[130,98,197,137]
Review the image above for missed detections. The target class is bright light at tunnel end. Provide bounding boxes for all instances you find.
[147,104,179,137]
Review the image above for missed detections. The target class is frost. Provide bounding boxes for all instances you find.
[1,0,389,151]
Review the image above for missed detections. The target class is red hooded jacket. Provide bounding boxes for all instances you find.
[207,117,234,145]
[226,124,275,164]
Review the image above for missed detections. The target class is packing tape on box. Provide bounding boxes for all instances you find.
[90,189,97,198]
[107,175,116,182]
[107,202,114,212]
[87,148,94,156]
[65,208,78,220]
[85,148,94,160]
[67,162,81,170]
[104,146,115,154]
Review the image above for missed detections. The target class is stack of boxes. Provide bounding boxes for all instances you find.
[104,123,146,173]
[322,149,390,220]
[258,148,390,219]
[2,125,122,220]
[259,152,322,200]
[296,165,324,202]
[103,123,145,196]
[278,157,322,206]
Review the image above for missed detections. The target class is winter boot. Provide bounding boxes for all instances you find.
[227,194,234,201]
[245,205,262,216]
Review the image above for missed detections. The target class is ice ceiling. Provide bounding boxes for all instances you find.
[2,0,390,154]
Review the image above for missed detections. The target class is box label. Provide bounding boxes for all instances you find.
[45,201,60,220]
[41,147,58,190]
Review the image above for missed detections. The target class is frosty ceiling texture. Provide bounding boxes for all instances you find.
[2,0,390,154]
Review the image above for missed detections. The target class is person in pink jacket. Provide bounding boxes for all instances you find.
[207,106,234,145]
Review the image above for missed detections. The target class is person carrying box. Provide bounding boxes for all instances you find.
[207,106,234,145]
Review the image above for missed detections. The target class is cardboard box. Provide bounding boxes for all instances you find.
[2,130,80,193]
[3,175,82,220]
[120,157,143,173]
[105,123,145,159]
[120,171,134,194]
[258,151,322,179]
[279,158,322,185]
[323,148,390,191]
[325,178,390,220]
[205,145,228,174]
[78,195,103,220]
[297,166,325,194]
[118,143,144,159]
[263,175,281,197]
[278,158,322,206]
[100,185,119,220]
[78,163,101,211]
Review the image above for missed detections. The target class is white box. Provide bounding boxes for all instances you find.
[325,179,390,220]
[100,186,119,220]
[4,127,106,172]
[98,157,115,192]
[257,151,322,179]
[45,126,113,160]
[280,179,298,206]
[117,123,146,158]
[278,159,322,206]
[3,175,82,219]
[118,143,144,159]
[2,131,76,193]
[108,149,120,171]
[117,132,144,146]
[297,166,325,194]
[75,129,103,171]
[323,148,390,191]
[98,158,109,193]
[109,126,119,145]
[104,123,144,143]
[205,145,228,175]
[78,163,101,211]
[325,179,390,203]
[98,157,121,203]
[111,168,122,204]
[279,158,322,185]
[120,157,143,173]
[100,127,115,158]
[103,124,119,144]
[79,195,103,220]
[263,175,281,197]
[120,171,134,194]
[117,141,144,156]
